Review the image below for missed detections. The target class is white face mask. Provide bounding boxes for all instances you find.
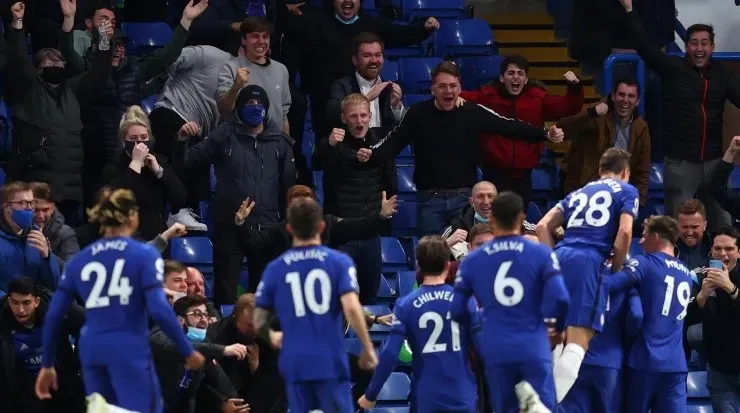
[172,291,187,302]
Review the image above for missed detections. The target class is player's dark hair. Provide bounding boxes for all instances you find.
[173,294,208,318]
[713,225,740,247]
[468,222,494,243]
[164,259,187,276]
[644,215,680,244]
[87,187,138,230]
[490,191,524,231]
[286,197,324,240]
[416,235,449,276]
[598,148,631,175]
[7,277,38,296]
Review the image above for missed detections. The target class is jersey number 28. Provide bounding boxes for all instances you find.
[567,190,613,228]
[80,259,135,309]
[419,311,461,354]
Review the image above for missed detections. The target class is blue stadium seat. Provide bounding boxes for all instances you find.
[302,131,315,162]
[313,171,323,189]
[454,55,504,90]
[375,372,411,402]
[531,168,554,193]
[385,23,425,58]
[210,165,217,192]
[381,60,400,82]
[362,0,380,17]
[730,166,740,189]
[434,19,496,58]
[315,189,324,205]
[687,371,710,399]
[371,408,410,413]
[396,165,417,200]
[377,274,398,300]
[399,57,444,93]
[140,94,159,116]
[381,237,410,272]
[396,145,414,165]
[198,201,214,234]
[0,167,5,187]
[365,305,392,336]
[649,162,664,192]
[685,405,712,413]
[398,270,417,296]
[402,0,466,21]
[221,305,234,317]
[392,201,417,236]
[121,22,173,54]
[170,237,214,264]
[404,93,430,106]
[0,98,10,158]
[527,202,542,222]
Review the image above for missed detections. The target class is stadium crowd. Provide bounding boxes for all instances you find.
[0,0,739,411]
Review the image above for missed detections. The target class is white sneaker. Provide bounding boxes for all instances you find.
[86,393,141,413]
[515,381,552,413]
[168,208,208,231]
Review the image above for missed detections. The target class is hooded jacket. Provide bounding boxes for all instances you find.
[0,288,85,413]
[173,116,296,228]
[42,209,79,266]
[0,217,60,293]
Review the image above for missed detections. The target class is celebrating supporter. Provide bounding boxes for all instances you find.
[30,182,80,265]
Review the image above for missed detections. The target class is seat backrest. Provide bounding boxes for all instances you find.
[404,93,430,106]
[170,237,214,264]
[371,407,410,413]
[122,21,173,47]
[686,371,710,399]
[381,60,400,82]
[391,201,417,235]
[396,166,417,193]
[649,162,664,190]
[140,94,159,116]
[403,0,466,21]
[381,237,408,266]
[526,202,542,223]
[399,57,443,93]
[434,19,495,58]
[531,168,554,191]
[397,270,417,296]
[376,372,411,401]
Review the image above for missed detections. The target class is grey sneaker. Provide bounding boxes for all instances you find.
[168,208,207,231]
[515,381,552,413]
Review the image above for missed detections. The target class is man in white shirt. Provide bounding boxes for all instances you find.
[325,32,405,135]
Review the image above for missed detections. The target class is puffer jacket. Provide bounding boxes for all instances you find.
[460,81,583,171]
[173,117,297,228]
[626,10,740,161]
[42,209,80,266]
[0,217,60,293]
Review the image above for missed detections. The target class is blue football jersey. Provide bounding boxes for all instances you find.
[453,235,570,365]
[622,253,692,372]
[557,178,639,256]
[393,284,477,408]
[58,237,166,356]
[583,283,639,369]
[255,245,359,382]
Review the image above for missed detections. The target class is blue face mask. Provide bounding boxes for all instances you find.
[474,211,489,223]
[186,327,207,342]
[11,208,35,231]
[239,104,266,128]
[335,13,359,24]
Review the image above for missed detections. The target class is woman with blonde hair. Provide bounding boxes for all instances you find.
[101,105,200,241]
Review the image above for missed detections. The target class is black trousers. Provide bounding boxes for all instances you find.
[482,166,533,207]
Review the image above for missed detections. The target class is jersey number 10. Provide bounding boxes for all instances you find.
[80,259,134,309]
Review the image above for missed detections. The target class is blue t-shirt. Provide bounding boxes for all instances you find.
[453,235,570,365]
[557,178,639,256]
[255,245,358,382]
[621,253,692,373]
[58,237,166,360]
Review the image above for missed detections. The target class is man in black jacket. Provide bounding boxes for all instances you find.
[233,183,398,286]
[150,294,249,413]
[690,227,740,412]
[710,136,740,221]
[315,93,398,303]
[173,85,297,304]
[0,277,85,413]
[619,0,740,230]
[30,182,80,266]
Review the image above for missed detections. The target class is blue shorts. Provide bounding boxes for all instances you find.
[286,379,353,413]
[559,365,621,413]
[555,247,608,332]
[625,368,687,413]
[485,361,556,413]
[82,358,162,413]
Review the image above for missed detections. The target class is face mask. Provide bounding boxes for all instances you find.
[239,104,266,128]
[335,13,359,24]
[40,66,66,84]
[186,327,207,342]
[11,209,35,231]
[172,291,187,301]
[474,212,489,223]
[124,140,151,156]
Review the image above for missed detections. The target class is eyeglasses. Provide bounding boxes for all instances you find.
[185,310,209,319]
[8,200,38,209]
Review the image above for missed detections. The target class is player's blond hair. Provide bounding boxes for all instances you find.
[118,105,153,141]
[87,187,139,230]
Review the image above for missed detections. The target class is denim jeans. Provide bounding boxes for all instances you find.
[339,235,382,305]
[416,190,471,236]
[663,157,731,231]
[707,364,740,412]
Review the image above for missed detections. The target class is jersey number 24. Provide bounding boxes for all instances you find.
[80,259,137,309]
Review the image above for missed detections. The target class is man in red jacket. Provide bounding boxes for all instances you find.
[460,55,584,205]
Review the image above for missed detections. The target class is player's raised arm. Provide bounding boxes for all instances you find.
[536,205,565,248]
[341,288,377,370]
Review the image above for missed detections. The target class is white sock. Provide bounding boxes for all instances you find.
[551,343,564,363]
[107,406,140,413]
[552,343,585,403]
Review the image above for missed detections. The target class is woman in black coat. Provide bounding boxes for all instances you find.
[101,105,188,241]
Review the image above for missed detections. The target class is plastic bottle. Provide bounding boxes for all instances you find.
[98,19,110,51]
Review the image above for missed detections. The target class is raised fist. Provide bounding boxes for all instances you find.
[563,71,580,85]
[329,128,345,147]
[595,102,609,116]
[11,2,25,20]
[234,67,250,89]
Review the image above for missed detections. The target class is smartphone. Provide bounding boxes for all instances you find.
[709,260,724,269]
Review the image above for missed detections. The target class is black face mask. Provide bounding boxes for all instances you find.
[40,66,66,85]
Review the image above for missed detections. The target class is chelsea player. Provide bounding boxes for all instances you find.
[253,197,377,413]
[35,188,205,413]
[358,235,478,413]
[536,148,639,402]
[453,192,570,413]
[608,215,691,412]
